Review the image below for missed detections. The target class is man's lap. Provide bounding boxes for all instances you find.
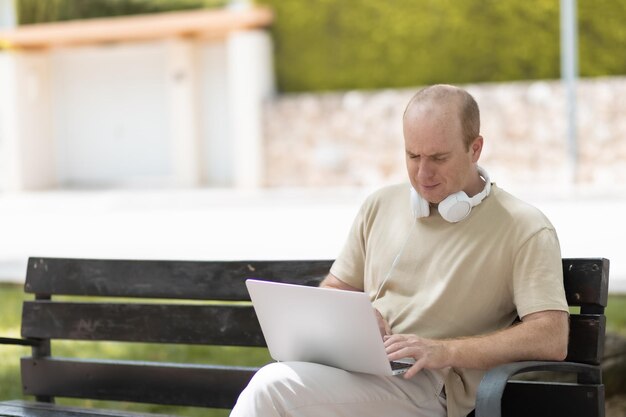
[230,362,446,417]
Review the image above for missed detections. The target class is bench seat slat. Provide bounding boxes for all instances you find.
[21,358,258,409]
[502,380,604,417]
[0,401,175,417]
[21,302,266,346]
[25,258,332,300]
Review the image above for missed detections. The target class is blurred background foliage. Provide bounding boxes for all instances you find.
[16,0,225,23]
[15,0,626,92]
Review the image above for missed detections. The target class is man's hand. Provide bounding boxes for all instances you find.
[375,309,392,337]
[384,334,452,379]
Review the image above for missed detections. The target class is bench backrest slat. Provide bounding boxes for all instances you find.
[21,357,255,409]
[25,258,332,300]
[21,302,265,346]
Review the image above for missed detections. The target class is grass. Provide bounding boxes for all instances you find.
[606,295,626,335]
[1,282,625,415]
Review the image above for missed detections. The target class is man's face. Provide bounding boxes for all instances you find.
[403,105,481,204]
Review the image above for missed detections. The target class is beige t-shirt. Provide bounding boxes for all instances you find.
[330,183,568,417]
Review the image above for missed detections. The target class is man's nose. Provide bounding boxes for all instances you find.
[417,160,435,181]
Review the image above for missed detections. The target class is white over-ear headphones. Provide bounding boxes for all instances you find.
[410,166,491,223]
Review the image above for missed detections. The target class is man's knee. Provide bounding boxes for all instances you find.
[231,362,300,416]
[247,362,298,394]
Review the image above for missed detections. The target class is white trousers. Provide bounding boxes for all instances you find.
[229,362,447,417]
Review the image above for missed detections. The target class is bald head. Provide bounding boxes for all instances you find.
[404,84,480,151]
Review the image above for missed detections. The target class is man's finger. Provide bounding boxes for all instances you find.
[404,359,425,379]
[374,309,391,337]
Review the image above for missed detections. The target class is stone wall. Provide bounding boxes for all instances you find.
[262,77,626,191]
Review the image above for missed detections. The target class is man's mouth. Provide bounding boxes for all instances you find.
[421,183,440,191]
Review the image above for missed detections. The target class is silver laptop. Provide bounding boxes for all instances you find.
[246,279,413,376]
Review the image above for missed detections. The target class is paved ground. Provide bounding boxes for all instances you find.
[0,186,624,293]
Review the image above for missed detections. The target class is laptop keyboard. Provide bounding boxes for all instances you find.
[390,361,412,371]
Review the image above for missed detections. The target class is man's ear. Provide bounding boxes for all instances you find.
[470,136,483,163]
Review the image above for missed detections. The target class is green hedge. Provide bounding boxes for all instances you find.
[258,0,626,92]
[16,0,626,92]
[16,0,225,23]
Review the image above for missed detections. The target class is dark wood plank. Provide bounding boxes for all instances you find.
[21,358,259,409]
[502,380,604,417]
[566,314,606,365]
[25,258,332,300]
[21,301,265,346]
[0,401,173,417]
[562,258,609,309]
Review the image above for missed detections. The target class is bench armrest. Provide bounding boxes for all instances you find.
[474,360,602,417]
[0,337,40,347]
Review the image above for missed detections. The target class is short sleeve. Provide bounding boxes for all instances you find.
[513,227,569,318]
[329,201,368,290]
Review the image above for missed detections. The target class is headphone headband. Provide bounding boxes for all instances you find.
[410,166,491,223]
[469,166,491,206]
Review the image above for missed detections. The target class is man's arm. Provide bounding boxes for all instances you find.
[385,309,569,379]
[320,273,361,291]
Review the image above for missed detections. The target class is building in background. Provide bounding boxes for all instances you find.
[0,5,274,191]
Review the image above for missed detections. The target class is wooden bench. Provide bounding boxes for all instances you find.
[0,257,609,417]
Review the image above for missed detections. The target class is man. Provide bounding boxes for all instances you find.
[230,84,569,417]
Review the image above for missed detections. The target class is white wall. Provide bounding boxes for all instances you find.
[200,41,233,186]
[0,51,56,190]
[52,42,172,187]
[0,30,275,190]
[0,0,16,29]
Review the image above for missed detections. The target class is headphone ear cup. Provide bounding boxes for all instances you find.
[410,188,430,218]
[438,192,472,223]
